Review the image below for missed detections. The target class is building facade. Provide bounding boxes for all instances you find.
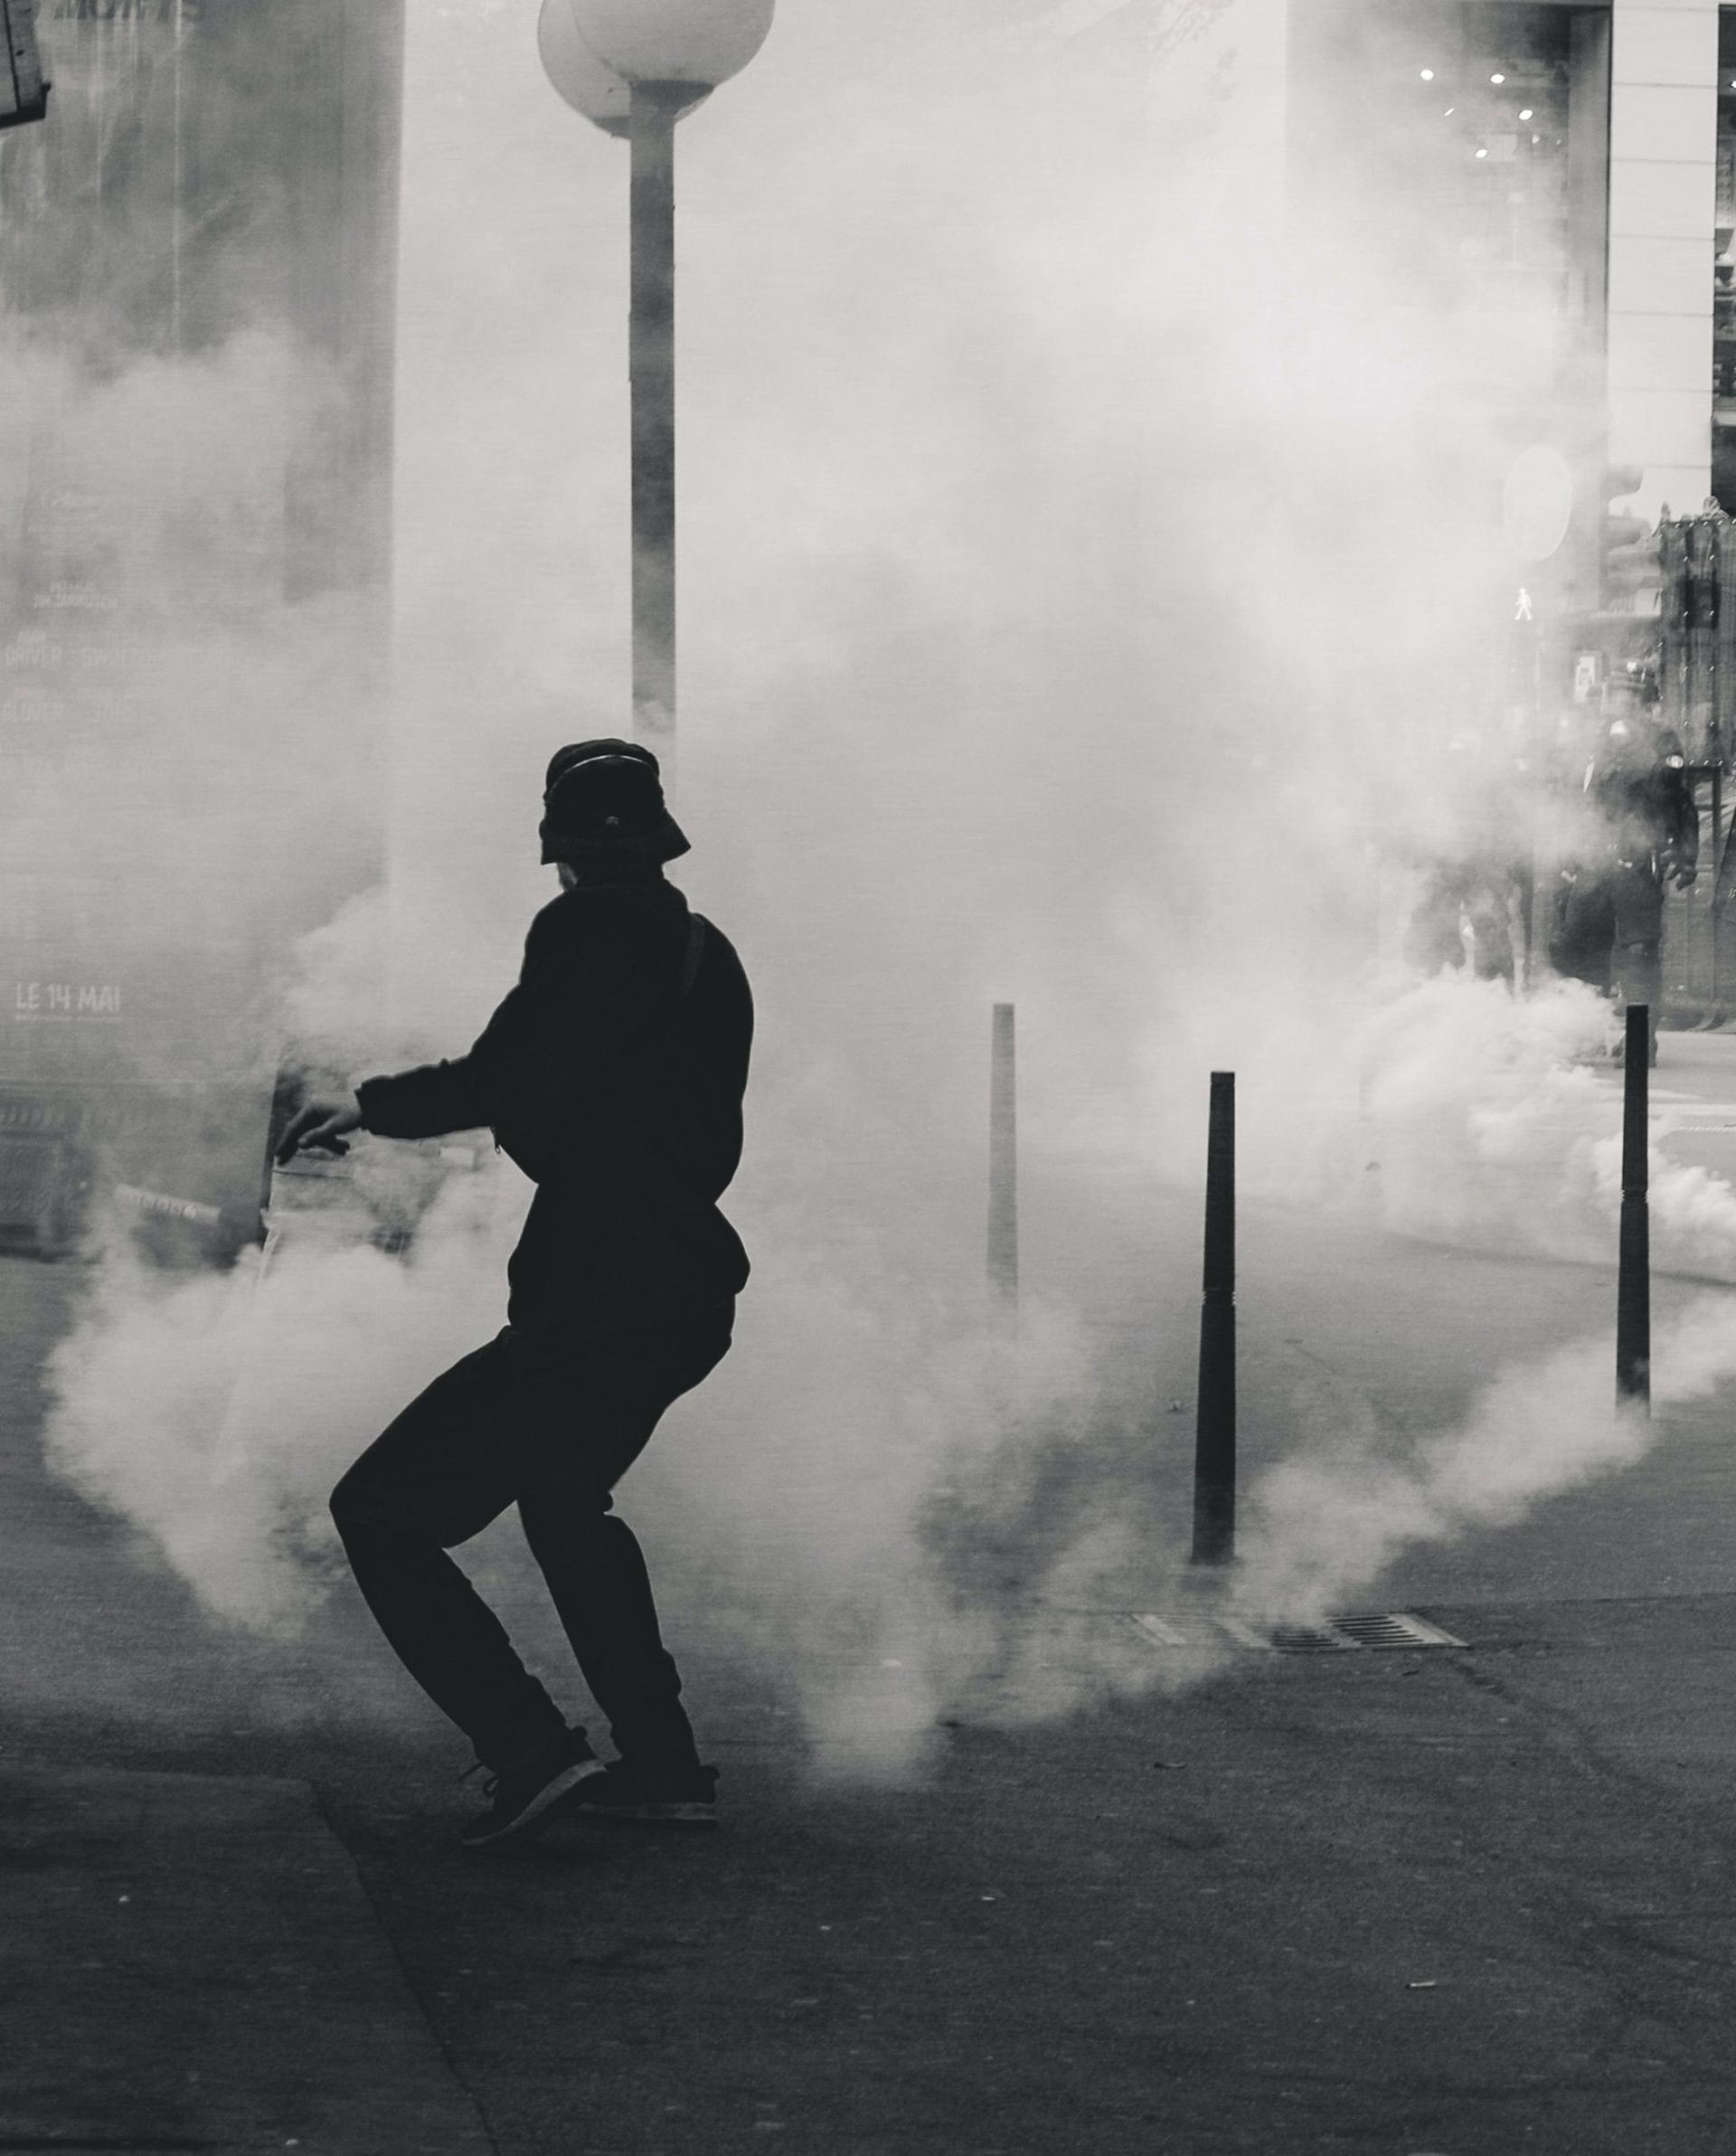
[0,0,404,1250]
[1281,1,1736,576]
[1279,0,1736,1002]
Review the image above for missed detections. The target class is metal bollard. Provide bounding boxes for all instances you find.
[1191,1071,1237,1565]
[1617,1004,1650,1410]
[988,1003,1018,1313]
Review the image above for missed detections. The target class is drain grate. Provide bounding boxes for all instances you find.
[1270,1622,1362,1654]
[1329,1611,1466,1650]
[1127,1611,1467,1654]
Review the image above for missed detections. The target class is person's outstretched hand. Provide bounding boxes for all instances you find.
[276,1098,363,1165]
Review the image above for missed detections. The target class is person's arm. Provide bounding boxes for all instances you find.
[354,904,580,1142]
[275,1096,363,1163]
[276,910,569,1166]
[278,900,665,1170]
[353,1051,488,1142]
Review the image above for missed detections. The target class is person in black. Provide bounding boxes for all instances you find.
[1551,681,1698,1064]
[1403,732,1533,983]
[277,741,752,1848]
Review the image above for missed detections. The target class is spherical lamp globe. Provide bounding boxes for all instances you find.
[538,0,632,134]
[539,0,712,133]
[569,0,775,90]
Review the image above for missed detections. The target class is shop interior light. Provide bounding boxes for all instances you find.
[1475,146,1489,158]
[1490,72,1505,85]
[1420,67,1434,80]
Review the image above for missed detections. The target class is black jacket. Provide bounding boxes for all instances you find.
[1583,723,1699,876]
[356,877,752,1329]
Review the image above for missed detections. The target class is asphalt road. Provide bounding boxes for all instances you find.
[5,1056,1736,2154]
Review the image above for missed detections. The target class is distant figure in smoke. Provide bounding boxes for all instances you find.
[1550,677,1698,1064]
[277,742,751,1848]
[1403,732,1532,983]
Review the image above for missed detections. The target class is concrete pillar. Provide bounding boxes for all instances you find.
[1608,0,1719,524]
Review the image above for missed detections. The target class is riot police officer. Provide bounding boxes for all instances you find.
[1551,672,1698,1063]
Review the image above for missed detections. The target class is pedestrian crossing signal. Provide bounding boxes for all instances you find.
[1,0,50,131]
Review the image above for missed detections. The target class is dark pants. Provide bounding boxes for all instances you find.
[1552,863,1666,1041]
[330,1311,731,1774]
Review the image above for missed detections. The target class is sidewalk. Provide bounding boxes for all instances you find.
[7,1591,1736,2155]
[3,1765,493,2155]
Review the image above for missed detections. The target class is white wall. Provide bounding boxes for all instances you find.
[1608,0,1719,521]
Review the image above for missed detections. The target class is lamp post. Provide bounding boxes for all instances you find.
[540,0,775,772]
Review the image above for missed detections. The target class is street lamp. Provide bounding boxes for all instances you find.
[540,0,776,771]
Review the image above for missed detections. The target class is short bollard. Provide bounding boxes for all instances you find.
[1617,1004,1650,1410]
[1192,1071,1237,1565]
[988,1003,1018,1313]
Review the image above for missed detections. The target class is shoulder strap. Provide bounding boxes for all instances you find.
[678,914,709,998]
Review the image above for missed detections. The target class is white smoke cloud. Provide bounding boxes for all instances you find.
[1233,1288,1736,1631]
[42,1162,515,1638]
[1333,972,1736,1284]
[25,0,1736,1777]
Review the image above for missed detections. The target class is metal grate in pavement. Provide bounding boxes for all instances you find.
[1328,1612,1466,1650]
[1269,1622,1363,1654]
[1127,1611,1467,1654]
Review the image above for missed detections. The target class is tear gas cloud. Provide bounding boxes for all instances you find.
[1231,1285,1736,1631]
[23,0,1736,1772]
[0,333,384,1032]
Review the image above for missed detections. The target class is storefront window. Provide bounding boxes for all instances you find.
[1289,2,1595,417]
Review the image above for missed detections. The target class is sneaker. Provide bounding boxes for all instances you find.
[567,1760,720,1828]
[458,1730,605,1851]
